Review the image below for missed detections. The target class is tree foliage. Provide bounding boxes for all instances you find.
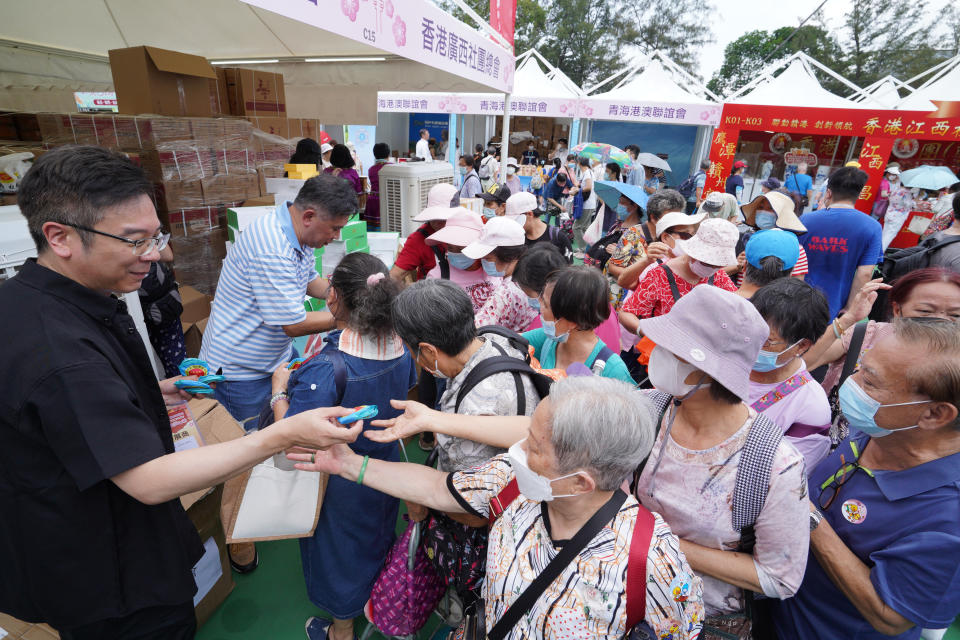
[706,25,845,97]
[708,0,953,98]
[839,0,942,86]
[439,0,714,89]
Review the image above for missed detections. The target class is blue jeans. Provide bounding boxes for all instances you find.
[214,377,272,431]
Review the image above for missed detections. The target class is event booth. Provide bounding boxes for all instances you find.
[707,52,960,248]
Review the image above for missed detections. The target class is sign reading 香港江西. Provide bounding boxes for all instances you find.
[240,0,515,93]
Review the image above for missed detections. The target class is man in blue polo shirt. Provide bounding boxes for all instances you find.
[800,166,882,319]
[201,175,355,424]
[776,319,960,639]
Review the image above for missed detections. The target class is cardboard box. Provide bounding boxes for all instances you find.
[209,67,230,116]
[246,116,290,139]
[179,285,212,358]
[166,397,245,626]
[202,174,258,205]
[155,179,204,211]
[109,46,218,117]
[186,485,234,628]
[223,68,286,118]
[0,614,59,639]
[226,205,273,234]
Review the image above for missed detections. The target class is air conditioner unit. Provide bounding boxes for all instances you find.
[378,162,454,237]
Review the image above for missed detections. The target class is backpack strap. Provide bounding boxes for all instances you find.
[454,347,528,415]
[586,342,616,374]
[660,264,682,303]
[430,244,450,280]
[488,477,520,525]
[707,273,715,285]
[732,412,783,542]
[839,322,868,389]
[625,505,656,630]
[750,370,813,413]
[477,325,532,360]
[641,223,653,244]
[631,390,674,493]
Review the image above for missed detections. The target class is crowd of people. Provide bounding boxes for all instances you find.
[2,143,960,640]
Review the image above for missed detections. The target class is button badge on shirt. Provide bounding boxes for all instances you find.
[841,499,867,524]
[670,572,693,602]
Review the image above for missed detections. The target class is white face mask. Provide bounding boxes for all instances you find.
[508,440,585,502]
[648,346,702,398]
[507,166,517,175]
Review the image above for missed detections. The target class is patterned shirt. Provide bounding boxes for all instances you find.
[635,405,809,615]
[606,224,650,309]
[200,202,317,379]
[436,336,540,471]
[449,455,705,639]
[474,277,539,332]
[621,263,737,319]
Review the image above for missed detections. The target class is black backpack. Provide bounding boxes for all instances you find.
[677,170,703,200]
[870,234,960,320]
[455,326,554,414]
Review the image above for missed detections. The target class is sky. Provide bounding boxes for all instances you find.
[697,0,953,81]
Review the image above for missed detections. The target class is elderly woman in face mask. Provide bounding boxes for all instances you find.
[736,191,809,283]
[635,285,809,637]
[299,376,705,640]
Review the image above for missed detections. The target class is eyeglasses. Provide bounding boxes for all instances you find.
[669,231,693,240]
[65,223,170,257]
[817,447,875,510]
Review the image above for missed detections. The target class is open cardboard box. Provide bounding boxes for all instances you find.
[168,397,247,626]
[179,285,212,358]
[108,46,218,117]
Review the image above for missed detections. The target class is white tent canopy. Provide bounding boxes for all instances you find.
[377,49,585,119]
[593,59,714,106]
[849,76,906,109]
[897,56,960,112]
[730,59,868,109]
[726,52,870,109]
[0,0,512,113]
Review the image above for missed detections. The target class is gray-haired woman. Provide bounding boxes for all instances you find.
[293,376,704,640]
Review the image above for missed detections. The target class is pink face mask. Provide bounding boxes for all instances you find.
[689,259,721,279]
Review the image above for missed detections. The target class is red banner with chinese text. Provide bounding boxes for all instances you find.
[704,102,960,214]
[490,0,517,48]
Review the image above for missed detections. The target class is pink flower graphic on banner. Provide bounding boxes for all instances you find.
[558,100,576,115]
[581,106,594,117]
[393,15,406,46]
[341,0,359,21]
[385,0,394,18]
[438,96,466,114]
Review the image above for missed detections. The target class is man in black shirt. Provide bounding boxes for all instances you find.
[0,146,361,639]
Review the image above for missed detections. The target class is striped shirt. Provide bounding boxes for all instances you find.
[200,201,317,380]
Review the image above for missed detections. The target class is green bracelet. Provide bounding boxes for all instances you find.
[356,455,370,485]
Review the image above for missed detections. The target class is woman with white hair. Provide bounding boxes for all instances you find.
[301,376,704,639]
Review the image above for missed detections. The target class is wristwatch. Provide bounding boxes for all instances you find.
[809,509,823,532]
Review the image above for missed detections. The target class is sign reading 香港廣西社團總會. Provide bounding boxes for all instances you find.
[239,0,515,93]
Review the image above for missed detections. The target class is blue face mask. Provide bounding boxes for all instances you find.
[838,378,930,437]
[527,296,541,310]
[482,207,497,220]
[481,259,504,277]
[447,253,475,270]
[458,167,467,176]
[616,204,630,220]
[542,318,569,343]
[752,339,802,372]
[756,211,778,230]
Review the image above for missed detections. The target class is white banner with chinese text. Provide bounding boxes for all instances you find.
[240,0,514,93]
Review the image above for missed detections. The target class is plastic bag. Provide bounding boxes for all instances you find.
[0,153,34,193]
